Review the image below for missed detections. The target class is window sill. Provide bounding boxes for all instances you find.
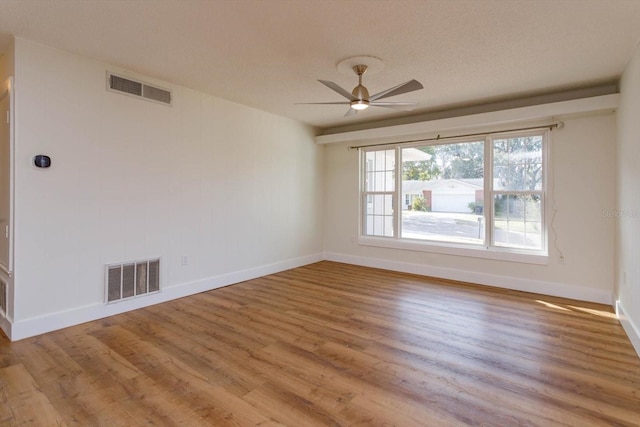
[358,236,549,265]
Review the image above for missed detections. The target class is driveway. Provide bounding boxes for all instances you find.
[401,211,540,249]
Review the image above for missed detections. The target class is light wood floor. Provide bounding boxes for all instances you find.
[1,261,639,426]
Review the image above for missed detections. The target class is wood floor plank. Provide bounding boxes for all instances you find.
[0,261,639,426]
[0,363,67,426]
[0,334,20,369]
[90,324,277,426]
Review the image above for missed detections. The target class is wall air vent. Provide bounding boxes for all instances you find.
[142,84,172,104]
[106,258,160,303]
[109,74,142,96]
[0,277,7,316]
[107,72,172,106]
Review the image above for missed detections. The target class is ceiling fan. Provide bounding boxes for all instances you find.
[300,64,424,117]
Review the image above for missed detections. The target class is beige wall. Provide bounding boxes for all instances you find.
[616,40,640,353]
[0,38,14,84]
[10,38,323,336]
[323,112,616,303]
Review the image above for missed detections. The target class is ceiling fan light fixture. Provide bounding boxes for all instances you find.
[350,100,369,110]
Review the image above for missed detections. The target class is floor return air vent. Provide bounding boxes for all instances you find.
[107,72,172,106]
[106,258,160,303]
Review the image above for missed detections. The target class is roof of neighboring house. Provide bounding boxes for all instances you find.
[402,148,432,162]
[403,178,495,193]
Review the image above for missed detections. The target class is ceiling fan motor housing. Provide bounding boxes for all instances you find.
[352,84,369,100]
[351,65,370,100]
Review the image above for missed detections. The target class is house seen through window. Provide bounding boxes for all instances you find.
[361,131,547,254]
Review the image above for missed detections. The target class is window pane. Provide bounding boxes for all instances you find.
[401,141,484,245]
[493,135,543,191]
[365,149,395,192]
[373,194,385,215]
[366,217,373,235]
[363,194,394,237]
[493,194,542,250]
[384,216,394,237]
[373,215,383,235]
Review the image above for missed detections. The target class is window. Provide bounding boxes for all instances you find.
[362,150,395,237]
[401,140,484,245]
[492,134,544,250]
[360,130,548,258]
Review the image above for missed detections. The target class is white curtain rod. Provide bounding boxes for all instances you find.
[348,122,564,150]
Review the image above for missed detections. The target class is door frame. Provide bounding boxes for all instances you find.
[0,77,14,275]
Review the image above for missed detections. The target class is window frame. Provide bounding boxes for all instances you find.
[488,130,547,253]
[360,148,396,238]
[358,129,550,264]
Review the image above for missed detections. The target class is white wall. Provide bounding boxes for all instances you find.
[616,41,640,355]
[324,112,616,304]
[9,38,323,339]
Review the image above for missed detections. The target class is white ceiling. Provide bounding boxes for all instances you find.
[1,0,640,130]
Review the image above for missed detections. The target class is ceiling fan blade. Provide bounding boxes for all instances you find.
[318,80,358,101]
[369,102,417,111]
[344,108,357,117]
[369,79,424,101]
[296,102,351,105]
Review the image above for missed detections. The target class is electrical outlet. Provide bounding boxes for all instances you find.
[181,255,189,266]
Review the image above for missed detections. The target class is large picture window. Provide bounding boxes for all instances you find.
[360,130,548,257]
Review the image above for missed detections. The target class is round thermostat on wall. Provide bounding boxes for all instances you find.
[33,155,51,168]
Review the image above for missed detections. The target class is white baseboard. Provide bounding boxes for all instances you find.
[9,253,323,341]
[323,251,612,305]
[616,300,640,359]
[7,250,617,342]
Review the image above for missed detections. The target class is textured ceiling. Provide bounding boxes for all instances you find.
[1,0,640,129]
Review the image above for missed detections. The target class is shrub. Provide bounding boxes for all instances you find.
[468,201,483,214]
[412,197,431,212]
